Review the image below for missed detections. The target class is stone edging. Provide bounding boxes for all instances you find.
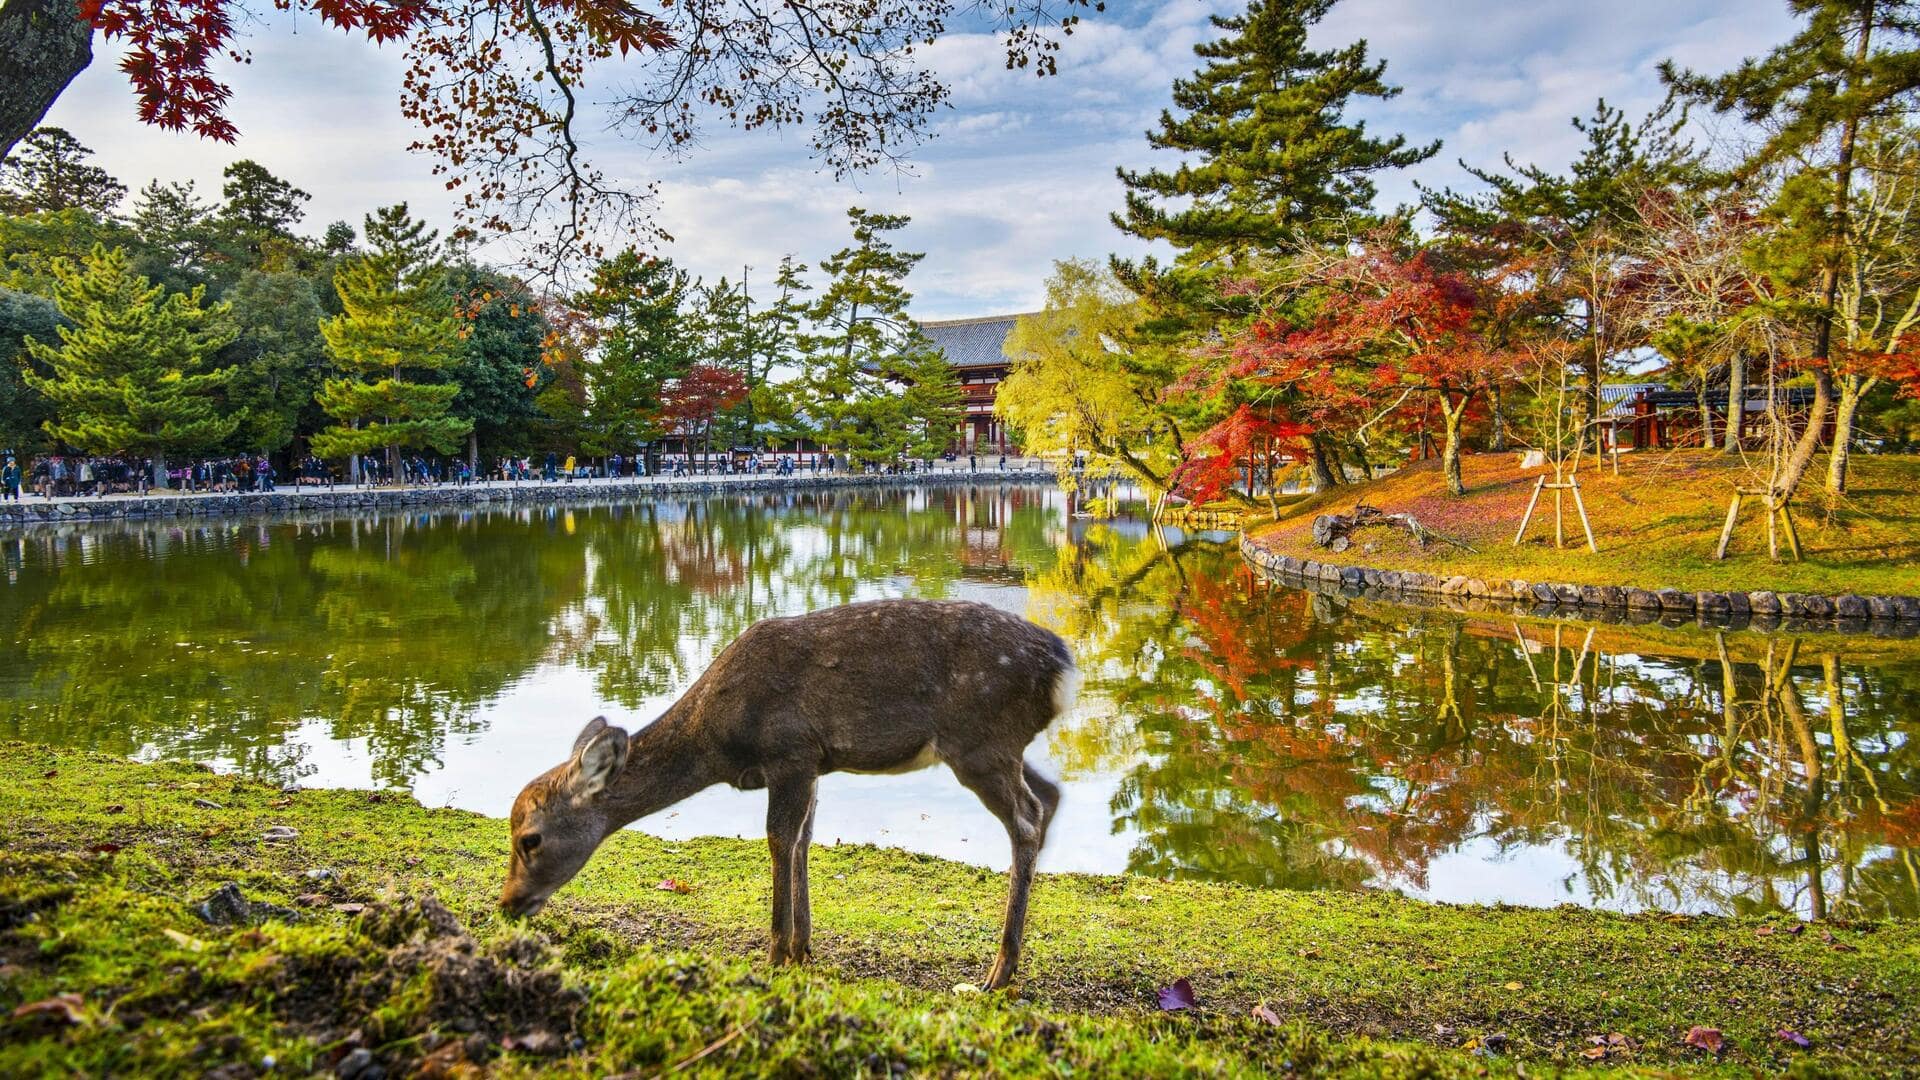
[0,470,1058,528]
[1240,533,1920,634]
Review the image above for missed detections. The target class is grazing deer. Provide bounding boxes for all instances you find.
[500,598,1079,989]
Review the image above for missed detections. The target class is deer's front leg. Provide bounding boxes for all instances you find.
[764,774,816,965]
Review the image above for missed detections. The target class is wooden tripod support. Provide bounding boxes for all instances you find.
[1513,474,1598,553]
[1714,487,1802,562]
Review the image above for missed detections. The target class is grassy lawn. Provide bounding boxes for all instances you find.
[3,744,1917,1076]
[1246,450,1920,597]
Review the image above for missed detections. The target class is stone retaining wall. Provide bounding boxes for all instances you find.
[1241,534,1920,636]
[0,470,1057,528]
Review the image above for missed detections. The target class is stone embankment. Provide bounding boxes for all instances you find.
[1241,534,1920,635]
[0,470,1057,527]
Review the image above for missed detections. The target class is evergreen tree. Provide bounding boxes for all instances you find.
[744,255,810,447]
[571,249,697,456]
[1,287,62,450]
[311,204,471,474]
[797,207,935,463]
[448,264,548,461]
[1422,100,1698,445]
[222,269,328,453]
[1664,0,1920,498]
[22,244,238,475]
[691,275,754,447]
[129,180,215,290]
[1112,0,1436,262]
[210,160,313,276]
[0,128,127,218]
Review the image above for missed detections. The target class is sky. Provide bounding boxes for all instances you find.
[40,0,1799,318]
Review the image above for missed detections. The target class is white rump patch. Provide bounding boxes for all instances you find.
[1050,663,1083,717]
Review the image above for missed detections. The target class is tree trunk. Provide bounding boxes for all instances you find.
[1826,375,1872,497]
[1697,382,1713,449]
[0,0,92,160]
[1440,394,1469,497]
[467,431,479,470]
[1771,367,1833,504]
[1487,384,1508,452]
[152,451,168,490]
[1308,436,1339,491]
[1723,353,1746,452]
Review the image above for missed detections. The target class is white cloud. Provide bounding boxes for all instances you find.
[32,0,1802,318]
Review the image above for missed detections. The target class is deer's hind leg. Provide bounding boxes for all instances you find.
[765,773,817,965]
[950,752,1053,990]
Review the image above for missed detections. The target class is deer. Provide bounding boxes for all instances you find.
[500,597,1080,990]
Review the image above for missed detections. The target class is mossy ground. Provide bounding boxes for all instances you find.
[1248,451,1920,597]
[3,745,1917,1077]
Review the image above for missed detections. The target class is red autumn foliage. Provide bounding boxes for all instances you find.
[1175,244,1515,500]
[655,364,748,438]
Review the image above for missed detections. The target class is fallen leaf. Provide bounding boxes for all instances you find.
[1155,977,1196,1012]
[191,798,223,810]
[293,893,329,907]
[41,770,57,780]
[162,928,207,952]
[332,902,367,914]
[1582,1046,1608,1060]
[1684,1026,1726,1055]
[87,842,122,855]
[1607,1032,1631,1047]
[656,878,692,894]
[950,983,980,994]
[1251,1003,1283,1027]
[1298,948,1321,960]
[1785,923,1805,936]
[1777,1029,1812,1049]
[1502,981,1524,991]
[1755,924,1775,937]
[10,993,88,1025]
[102,804,125,815]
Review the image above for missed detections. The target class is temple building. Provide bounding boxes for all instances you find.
[917,314,1033,453]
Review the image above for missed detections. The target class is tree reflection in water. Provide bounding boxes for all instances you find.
[0,487,1914,917]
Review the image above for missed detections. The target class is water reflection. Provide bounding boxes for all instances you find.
[2,488,1915,917]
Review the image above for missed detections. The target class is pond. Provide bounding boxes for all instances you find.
[3,484,1916,919]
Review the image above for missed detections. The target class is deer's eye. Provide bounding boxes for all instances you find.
[519,834,542,856]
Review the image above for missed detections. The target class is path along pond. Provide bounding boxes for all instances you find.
[3,483,1916,919]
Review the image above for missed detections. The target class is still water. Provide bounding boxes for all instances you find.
[3,485,1915,918]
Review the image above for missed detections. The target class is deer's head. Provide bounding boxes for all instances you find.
[500,716,630,918]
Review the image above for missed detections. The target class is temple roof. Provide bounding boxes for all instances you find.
[917,313,1036,370]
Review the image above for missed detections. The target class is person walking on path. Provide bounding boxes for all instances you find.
[2,456,19,501]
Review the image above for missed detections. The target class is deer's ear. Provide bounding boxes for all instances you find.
[568,725,629,802]
[572,715,610,754]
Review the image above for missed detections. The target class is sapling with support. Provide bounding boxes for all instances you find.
[499,598,1081,990]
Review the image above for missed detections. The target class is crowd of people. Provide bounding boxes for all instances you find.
[0,447,1035,502]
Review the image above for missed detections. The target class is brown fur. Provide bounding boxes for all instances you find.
[501,598,1077,989]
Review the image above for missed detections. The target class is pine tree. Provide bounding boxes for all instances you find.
[1112,0,1436,263]
[1664,0,1920,498]
[0,128,127,218]
[311,204,471,475]
[745,255,810,446]
[571,249,696,457]
[797,207,933,464]
[22,244,238,476]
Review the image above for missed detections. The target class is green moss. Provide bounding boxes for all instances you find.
[3,744,1916,1076]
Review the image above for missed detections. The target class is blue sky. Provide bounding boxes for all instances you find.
[43,0,1796,317]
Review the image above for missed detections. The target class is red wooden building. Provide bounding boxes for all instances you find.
[917,314,1034,453]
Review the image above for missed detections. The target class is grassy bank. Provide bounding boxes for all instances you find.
[1247,451,1920,597]
[4,745,1918,1077]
